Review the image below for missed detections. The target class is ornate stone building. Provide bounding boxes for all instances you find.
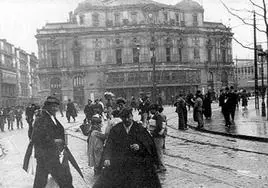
[36,0,233,105]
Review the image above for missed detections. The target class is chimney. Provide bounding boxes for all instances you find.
[69,11,73,22]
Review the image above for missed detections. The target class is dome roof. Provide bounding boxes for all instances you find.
[75,0,165,13]
[104,0,163,6]
[175,0,203,11]
[75,0,106,13]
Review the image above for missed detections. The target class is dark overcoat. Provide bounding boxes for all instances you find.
[93,121,161,188]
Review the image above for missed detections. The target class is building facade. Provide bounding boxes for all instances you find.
[36,0,234,105]
[0,39,40,107]
[235,58,267,92]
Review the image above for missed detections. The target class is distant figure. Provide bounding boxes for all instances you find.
[203,92,212,120]
[14,106,23,130]
[7,107,15,130]
[241,89,248,110]
[222,87,232,127]
[84,99,94,122]
[130,96,137,111]
[66,99,77,123]
[229,86,238,122]
[174,94,188,130]
[26,104,38,139]
[194,90,204,129]
[138,96,151,128]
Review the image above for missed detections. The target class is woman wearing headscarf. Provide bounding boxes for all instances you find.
[87,114,106,176]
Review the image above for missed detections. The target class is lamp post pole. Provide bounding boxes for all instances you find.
[136,44,141,96]
[254,11,259,109]
[257,46,266,117]
[151,49,156,103]
[261,53,266,117]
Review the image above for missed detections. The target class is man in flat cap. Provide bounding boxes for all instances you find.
[31,96,74,188]
[93,107,161,188]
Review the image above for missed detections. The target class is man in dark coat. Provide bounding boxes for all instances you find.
[174,94,188,130]
[228,86,238,122]
[222,87,232,127]
[84,99,94,122]
[93,108,161,188]
[66,99,77,123]
[31,96,74,188]
[26,103,38,139]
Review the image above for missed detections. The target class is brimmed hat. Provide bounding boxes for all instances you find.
[44,96,60,106]
[91,114,102,125]
[149,104,159,111]
[119,108,132,119]
[116,97,126,105]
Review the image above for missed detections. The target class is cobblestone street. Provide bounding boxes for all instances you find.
[1,104,268,187]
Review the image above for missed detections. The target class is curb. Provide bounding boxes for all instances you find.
[188,124,268,143]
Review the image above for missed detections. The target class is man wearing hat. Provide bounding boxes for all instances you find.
[93,108,161,188]
[31,96,74,188]
[84,99,94,122]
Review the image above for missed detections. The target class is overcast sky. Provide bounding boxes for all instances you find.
[0,0,266,59]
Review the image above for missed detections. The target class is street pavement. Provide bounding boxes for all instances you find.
[1,103,268,187]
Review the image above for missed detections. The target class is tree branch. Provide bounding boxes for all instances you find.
[220,0,266,33]
[232,36,254,50]
[249,0,265,11]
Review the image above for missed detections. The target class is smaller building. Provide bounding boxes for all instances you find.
[235,58,267,92]
[0,39,40,107]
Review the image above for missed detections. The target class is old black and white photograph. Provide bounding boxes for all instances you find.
[0,0,268,187]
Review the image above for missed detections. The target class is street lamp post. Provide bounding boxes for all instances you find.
[135,44,141,95]
[258,47,266,117]
[148,13,157,103]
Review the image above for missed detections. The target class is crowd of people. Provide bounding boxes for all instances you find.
[20,87,251,188]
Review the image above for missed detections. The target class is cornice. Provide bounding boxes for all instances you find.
[35,26,232,39]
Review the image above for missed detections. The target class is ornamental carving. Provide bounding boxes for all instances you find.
[206,38,213,49]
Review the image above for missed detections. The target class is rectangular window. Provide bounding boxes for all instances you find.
[114,13,120,26]
[164,12,168,22]
[73,51,80,67]
[178,48,182,62]
[92,14,99,26]
[116,49,122,65]
[95,50,101,61]
[180,12,185,26]
[175,14,179,22]
[193,37,199,46]
[79,15,85,25]
[131,12,137,24]
[166,48,171,62]
[208,49,212,63]
[193,13,198,26]
[51,52,58,68]
[133,48,139,63]
[222,49,226,63]
[194,48,200,59]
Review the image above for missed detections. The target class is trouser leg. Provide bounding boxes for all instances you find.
[33,159,49,188]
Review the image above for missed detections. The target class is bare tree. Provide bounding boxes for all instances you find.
[220,0,268,53]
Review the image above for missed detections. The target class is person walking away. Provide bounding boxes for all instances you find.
[222,87,232,127]
[229,86,238,123]
[84,99,94,122]
[203,92,212,120]
[31,96,74,188]
[174,94,188,130]
[149,104,166,172]
[66,99,77,123]
[15,106,23,130]
[7,107,15,130]
[93,108,161,188]
[194,90,204,129]
[241,89,248,110]
[87,115,106,176]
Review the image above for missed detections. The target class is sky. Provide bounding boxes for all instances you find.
[0,0,266,59]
